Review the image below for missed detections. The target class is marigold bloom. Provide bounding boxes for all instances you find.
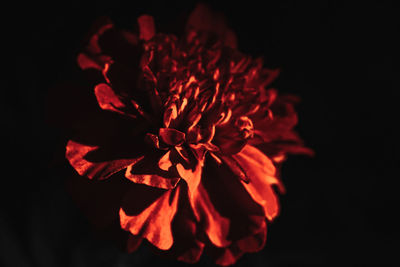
[65,4,312,265]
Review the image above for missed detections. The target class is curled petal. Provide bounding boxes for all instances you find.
[125,155,180,189]
[85,17,114,54]
[159,128,185,146]
[189,156,267,253]
[125,169,180,190]
[158,150,173,171]
[77,53,102,70]
[156,186,205,263]
[193,184,231,247]
[176,158,203,197]
[214,121,248,155]
[66,140,140,180]
[210,220,267,266]
[94,83,136,118]
[232,145,282,220]
[120,186,181,250]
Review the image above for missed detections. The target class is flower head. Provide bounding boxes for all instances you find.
[65,4,312,265]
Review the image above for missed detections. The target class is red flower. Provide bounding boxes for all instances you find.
[64,4,313,265]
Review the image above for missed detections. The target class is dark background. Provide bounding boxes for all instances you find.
[3,0,398,266]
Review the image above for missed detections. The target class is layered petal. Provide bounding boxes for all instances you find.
[232,145,282,220]
[66,140,141,180]
[190,156,266,251]
[155,185,205,264]
[125,153,180,189]
[192,184,231,247]
[186,3,237,48]
[208,220,267,266]
[94,83,138,118]
[119,185,181,250]
[61,5,313,266]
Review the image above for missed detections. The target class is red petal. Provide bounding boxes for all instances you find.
[159,128,185,146]
[232,145,282,220]
[137,15,155,41]
[85,18,114,54]
[119,186,181,250]
[176,241,205,264]
[125,170,180,190]
[252,95,300,144]
[155,186,205,263]
[186,3,237,48]
[66,140,141,180]
[192,184,231,247]
[210,220,267,266]
[94,83,135,118]
[126,234,143,253]
[214,122,246,155]
[94,24,141,68]
[158,150,173,171]
[176,158,231,247]
[77,53,102,70]
[125,154,180,189]
[188,157,266,249]
[176,158,203,196]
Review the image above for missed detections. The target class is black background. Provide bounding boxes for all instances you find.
[3,0,398,266]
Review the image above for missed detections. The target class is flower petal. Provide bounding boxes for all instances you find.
[66,140,141,180]
[186,3,237,48]
[156,186,205,264]
[176,158,203,197]
[125,153,180,189]
[192,184,231,247]
[252,94,300,144]
[214,122,247,155]
[126,234,144,253]
[232,145,282,220]
[189,156,266,249]
[209,220,267,266]
[125,169,180,190]
[159,128,185,146]
[119,185,181,250]
[77,53,102,70]
[95,26,141,67]
[94,83,136,118]
[85,17,114,54]
[176,158,232,248]
[138,15,155,41]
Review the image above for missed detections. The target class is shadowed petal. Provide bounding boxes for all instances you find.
[155,185,205,264]
[126,234,144,253]
[66,140,141,180]
[94,83,137,118]
[177,158,232,247]
[125,153,180,189]
[77,53,102,70]
[189,156,266,250]
[209,220,267,266]
[176,158,203,197]
[232,145,282,220]
[138,15,155,41]
[186,3,237,48]
[125,167,180,190]
[85,17,114,54]
[193,184,231,247]
[119,186,181,250]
